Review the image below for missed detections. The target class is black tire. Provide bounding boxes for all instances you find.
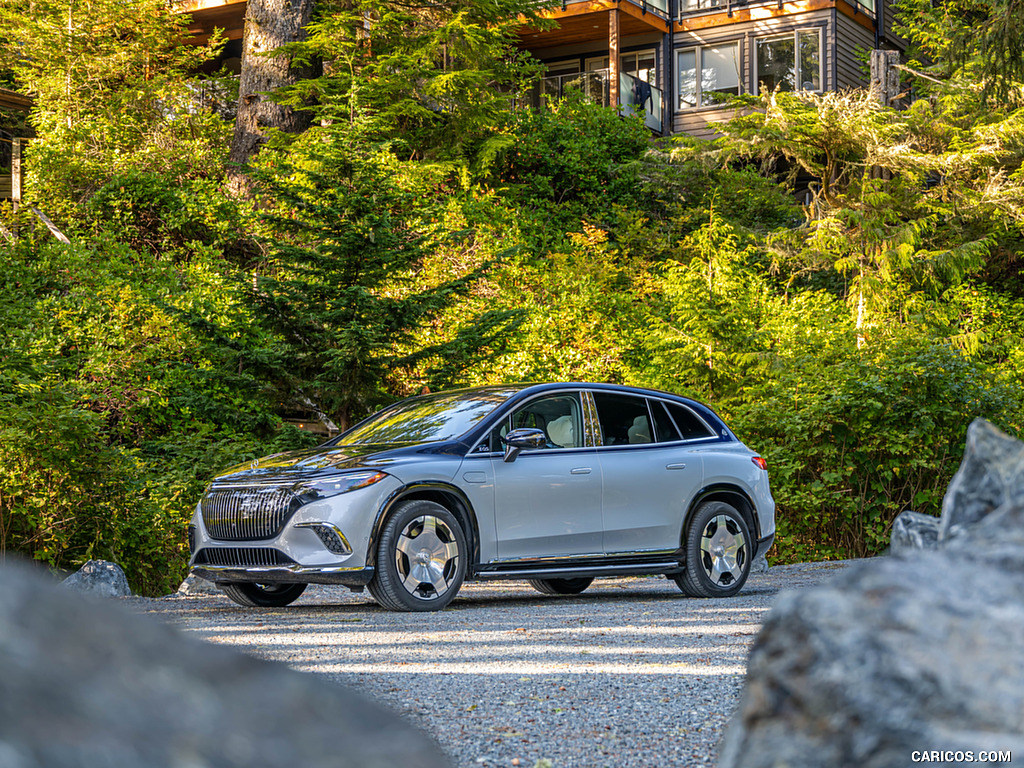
[673,501,752,598]
[220,582,307,607]
[527,577,594,595]
[368,499,467,612]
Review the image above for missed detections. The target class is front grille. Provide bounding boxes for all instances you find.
[200,487,300,541]
[193,548,297,568]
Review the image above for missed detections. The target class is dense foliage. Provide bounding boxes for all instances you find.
[1,0,1022,593]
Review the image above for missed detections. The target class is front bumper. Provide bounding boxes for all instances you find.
[192,564,375,587]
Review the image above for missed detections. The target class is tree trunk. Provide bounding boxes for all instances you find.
[228,0,319,179]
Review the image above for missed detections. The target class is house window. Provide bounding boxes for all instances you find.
[678,0,725,13]
[621,49,658,87]
[677,43,740,109]
[755,30,822,94]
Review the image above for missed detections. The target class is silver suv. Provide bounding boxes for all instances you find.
[189,383,775,611]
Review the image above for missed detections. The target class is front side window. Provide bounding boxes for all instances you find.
[756,29,822,94]
[489,393,584,451]
[677,43,740,109]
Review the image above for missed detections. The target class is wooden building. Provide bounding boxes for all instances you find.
[0,87,31,203]
[516,0,903,138]
[177,0,902,137]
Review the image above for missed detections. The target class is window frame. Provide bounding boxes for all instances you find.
[675,41,742,110]
[754,27,825,96]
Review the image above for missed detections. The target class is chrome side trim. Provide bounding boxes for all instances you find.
[485,549,677,566]
[473,561,684,581]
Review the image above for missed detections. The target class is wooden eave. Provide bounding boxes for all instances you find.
[518,1,670,55]
[0,87,32,112]
[176,0,247,45]
[673,0,875,33]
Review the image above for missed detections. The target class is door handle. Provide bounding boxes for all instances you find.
[570,467,592,475]
[666,463,687,470]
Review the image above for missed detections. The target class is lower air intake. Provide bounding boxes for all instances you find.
[193,548,296,568]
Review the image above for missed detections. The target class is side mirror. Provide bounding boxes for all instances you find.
[501,428,547,463]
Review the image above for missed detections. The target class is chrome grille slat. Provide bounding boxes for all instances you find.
[200,487,299,541]
[193,548,296,568]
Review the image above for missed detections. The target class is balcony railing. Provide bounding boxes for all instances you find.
[548,0,669,16]
[679,0,871,15]
[523,69,664,132]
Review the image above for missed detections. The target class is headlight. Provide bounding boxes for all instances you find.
[302,471,388,501]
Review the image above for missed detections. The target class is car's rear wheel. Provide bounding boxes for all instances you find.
[220,582,307,607]
[673,501,751,598]
[527,577,594,595]
[368,499,467,612]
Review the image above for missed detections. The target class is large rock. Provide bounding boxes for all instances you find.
[719,418,1024,768]
[0,561,450,768]
[61,559,132,597]
[888,509,940,553]
[940,418,1024,542]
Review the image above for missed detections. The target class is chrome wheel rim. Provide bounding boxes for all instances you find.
[699,514,747,586]
[395,515,460,600]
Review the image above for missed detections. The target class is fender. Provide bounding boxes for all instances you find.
[367,481,482,569]
[683,483,761,541]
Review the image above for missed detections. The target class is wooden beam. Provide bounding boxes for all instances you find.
[175,0,246,14]
[11,138,21,214]
[609,8,620,108]
[0,87,32,112]
[675,0,873,33]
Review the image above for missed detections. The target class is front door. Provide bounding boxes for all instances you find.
[489,392,603,560]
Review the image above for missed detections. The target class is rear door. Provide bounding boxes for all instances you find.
[589,391,709,554]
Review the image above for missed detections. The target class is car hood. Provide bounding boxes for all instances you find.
[211,441,462,484]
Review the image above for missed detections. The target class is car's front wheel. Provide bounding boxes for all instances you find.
[673,501,751,598]
[368,499,467,612]
[220,582,308,607]
[527,577,594,595]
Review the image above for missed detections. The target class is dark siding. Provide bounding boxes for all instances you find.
[835,11,874,88]
[671,10,834,136]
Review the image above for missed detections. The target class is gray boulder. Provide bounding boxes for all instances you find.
[940,418,1024,542]
[62,559,132,597]
[720,418,1024,768]
[0,561,451,768]
[888,510,940,553]
[176,573,221,596]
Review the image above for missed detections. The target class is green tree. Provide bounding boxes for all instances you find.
[0,0,227,210]
[225,127,520,430]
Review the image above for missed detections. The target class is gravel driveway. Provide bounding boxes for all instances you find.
[131,561,853,768]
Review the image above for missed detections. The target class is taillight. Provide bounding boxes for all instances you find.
[752,456,768,470]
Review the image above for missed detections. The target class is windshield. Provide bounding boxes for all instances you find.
[334,388,520,446]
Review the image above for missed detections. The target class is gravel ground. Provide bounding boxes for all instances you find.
[129,561,856,768]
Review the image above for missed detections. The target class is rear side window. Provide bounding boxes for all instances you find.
[591,392,652,446]
[665,402,715,440]
[651,401,681,442]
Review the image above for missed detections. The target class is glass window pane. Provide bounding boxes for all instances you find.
[701,43,740,105]
[637,51,657,86]
[592,392,652,446]
[665,403,715,440]
[798,30,821,90]
[678,49,697,108]
[652,401,681,443]
[489,394,583,451]
[756,35,795,93]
